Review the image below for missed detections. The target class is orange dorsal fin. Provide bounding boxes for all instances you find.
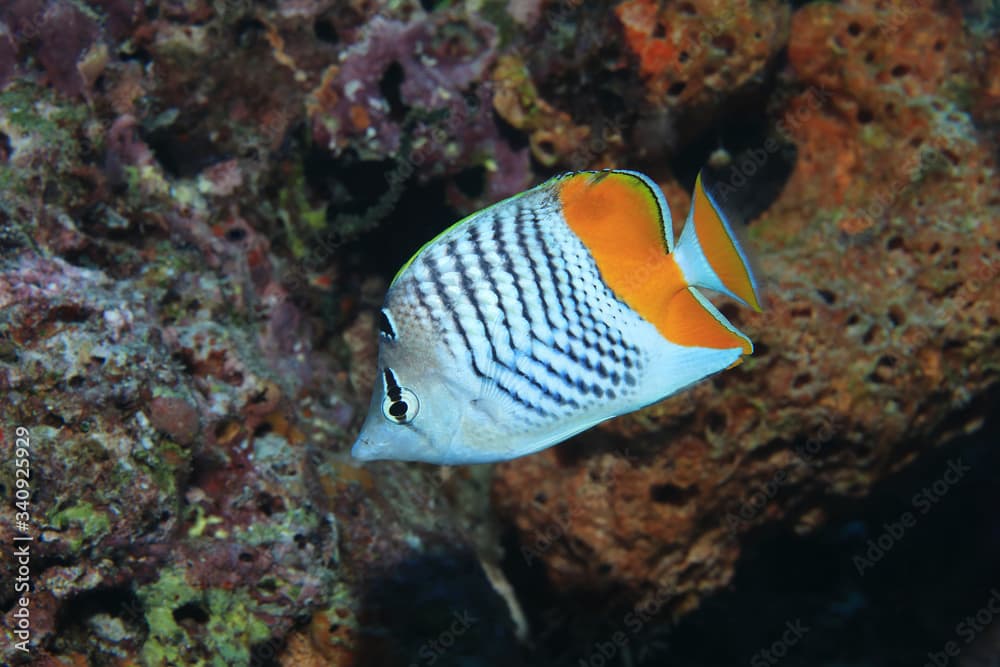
[558,171,755,352]
[558,171,686,337]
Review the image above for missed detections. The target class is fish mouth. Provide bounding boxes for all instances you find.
[350,436,383,461]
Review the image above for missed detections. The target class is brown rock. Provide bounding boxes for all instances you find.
[148,395,200,446]
[493,0,1000,614]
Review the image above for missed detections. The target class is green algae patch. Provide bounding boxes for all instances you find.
[138,567,201,666]
[138,566,273,667]
[237,505,320,548]
[0,82,93,199]
[203,589,272,665]
[0,82,87,145]
[50,501,111,549]
[130,446,179,499]
[277,162,329,260]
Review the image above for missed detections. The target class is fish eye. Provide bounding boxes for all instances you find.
[382,387,419,424]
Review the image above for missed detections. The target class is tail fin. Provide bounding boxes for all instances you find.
[673,172,763,312]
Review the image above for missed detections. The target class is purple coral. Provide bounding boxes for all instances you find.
[0,0,116,97]
[0,0,48,39]
[311,12,530,199]
[87,0,140,41]
[36,3,100,97]
[106,114,156,174]
[0,25,15,89]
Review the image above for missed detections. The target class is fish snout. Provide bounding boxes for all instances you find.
[351,435,384,461]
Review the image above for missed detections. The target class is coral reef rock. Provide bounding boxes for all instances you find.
[0,0,997,664]
[493,0,999,617]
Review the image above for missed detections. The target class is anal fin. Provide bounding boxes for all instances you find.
[662,286,752,354]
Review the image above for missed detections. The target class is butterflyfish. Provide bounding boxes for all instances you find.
[351,169,762,464]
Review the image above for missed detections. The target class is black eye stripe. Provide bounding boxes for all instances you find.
[379,309,397,339]
[383,368,403,402]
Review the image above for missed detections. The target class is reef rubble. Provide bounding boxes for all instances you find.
[0,0,997,665]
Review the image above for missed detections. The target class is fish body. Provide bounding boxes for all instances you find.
[352,170,762,464]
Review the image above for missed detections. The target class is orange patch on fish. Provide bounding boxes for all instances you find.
[691,174,762,312]
[558,172,684,337]
[665,289,751,353]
